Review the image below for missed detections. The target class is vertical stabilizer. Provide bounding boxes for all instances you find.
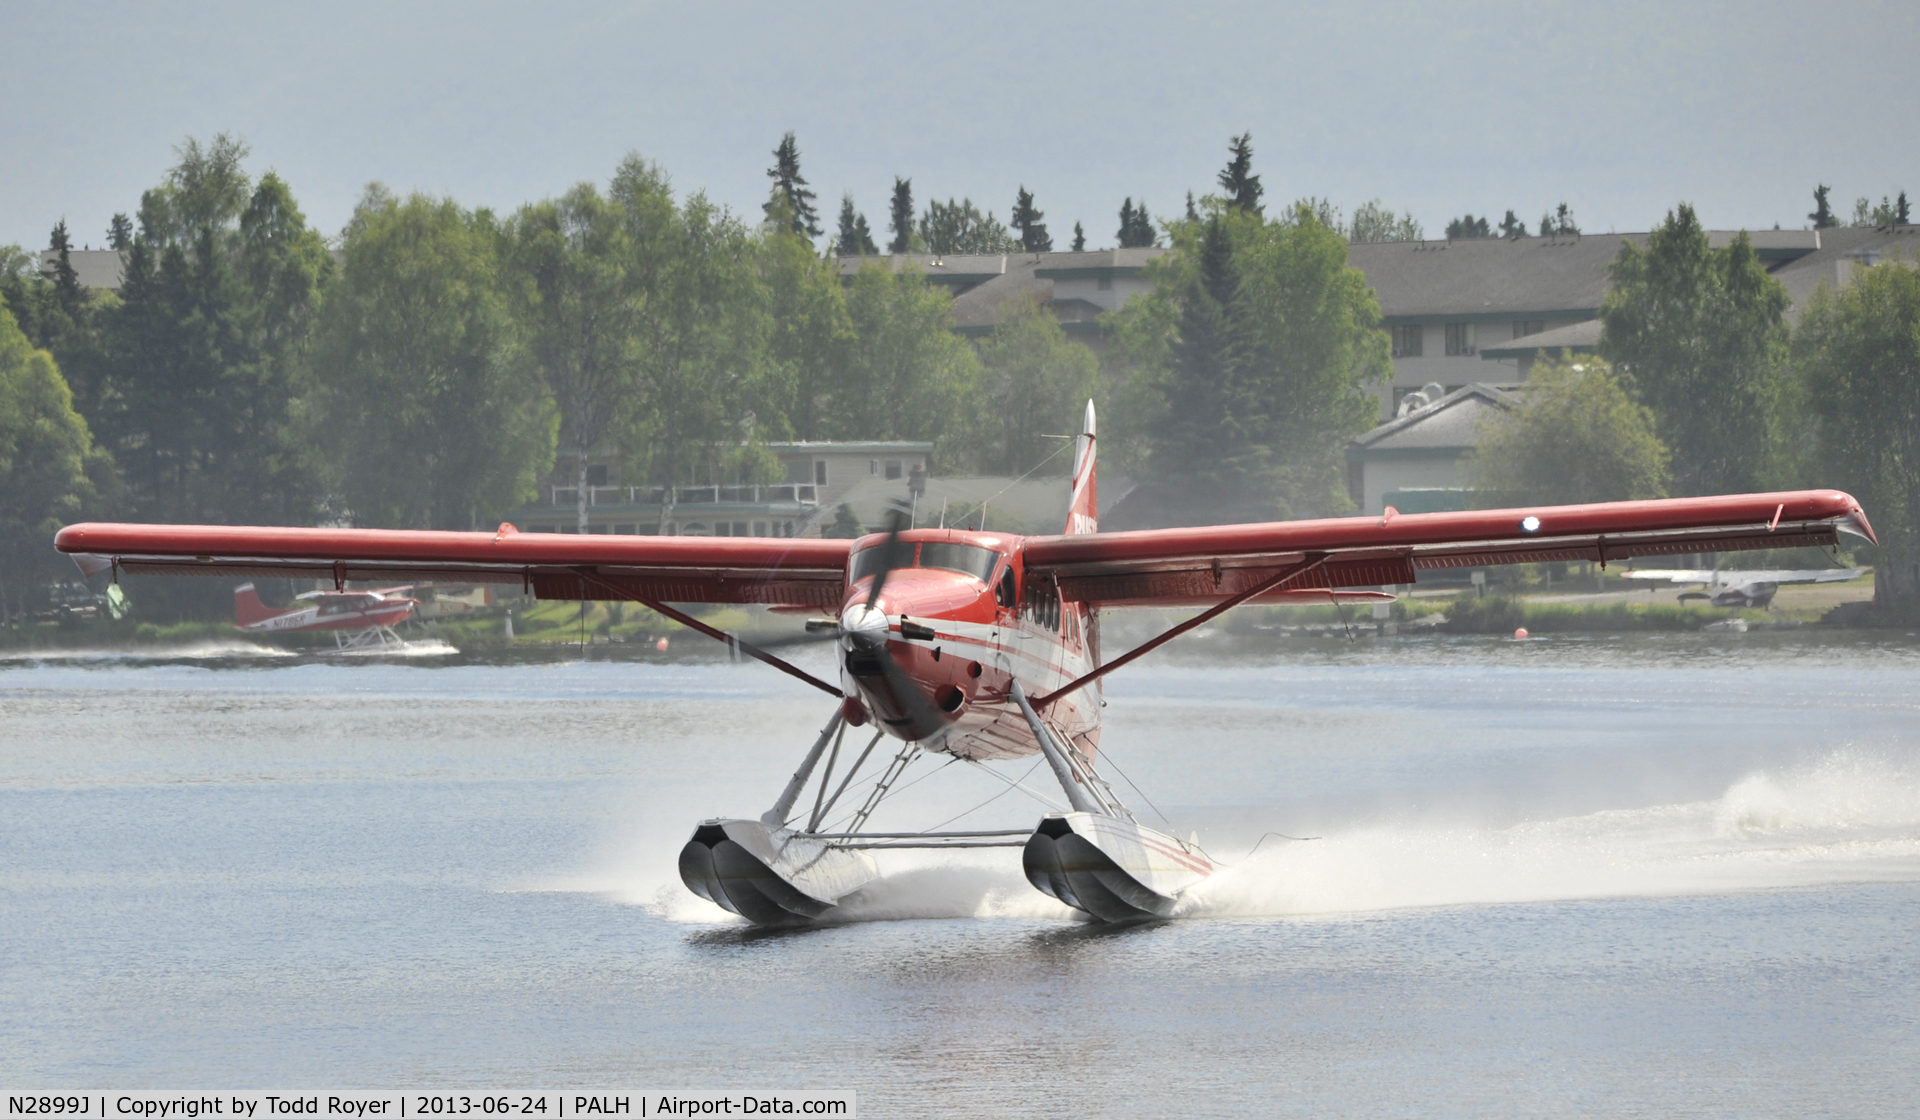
[232,583,283,629]
[1065,399,1098,536]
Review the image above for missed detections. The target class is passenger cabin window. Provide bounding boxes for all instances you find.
[1021,576,1061,632]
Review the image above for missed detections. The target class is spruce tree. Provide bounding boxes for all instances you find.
[1185,191,1198,222]
[1072,222,1086,252]
[1808,185,1837,229]
[1446,214,1491,239]
[1554,202,1579,235]
[106,213,133,251]
[763,132,821,239]
[888,177,914,253]
[1117,198,1157,247]
[1898,191,1911,225]
[1216,133,1263,216]
[1011,186,1051,252]
[835,193,877,256]
[1500,210,1527,239]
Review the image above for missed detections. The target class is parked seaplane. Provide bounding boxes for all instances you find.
[1619,567,1866,609]
[234,581,419,651]
[56,403,1875,925]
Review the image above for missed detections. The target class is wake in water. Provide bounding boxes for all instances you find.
[0,638,298,662]
[551,751,1920,925]
[1181,751,1920,918]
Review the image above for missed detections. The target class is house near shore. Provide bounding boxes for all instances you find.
[506,441,932,537]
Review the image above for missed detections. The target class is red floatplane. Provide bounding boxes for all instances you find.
[55,403,1875,924]
[233,581,420,651]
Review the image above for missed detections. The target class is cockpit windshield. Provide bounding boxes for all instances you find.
[849,540,1000,585]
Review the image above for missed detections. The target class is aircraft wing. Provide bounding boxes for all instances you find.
[1021,490,1874,608]
[55,523,853,610]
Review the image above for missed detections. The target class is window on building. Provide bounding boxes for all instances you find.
[732,521,748,536]
[586,464,609,487]
[1391,324,1423,358]
[869,459,878,475]
[815,461,827,485]
[1097,276,1112,291]
[1512,320,1545,339]
[886,460,903,480]
[752,521,767,536]
[1445,323,1476,356]
[613,524,636,535]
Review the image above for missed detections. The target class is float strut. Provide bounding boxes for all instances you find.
[762,710,845,826]
[1010,679,1102,814]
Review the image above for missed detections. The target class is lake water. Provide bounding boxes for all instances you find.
[3,631,1918,1117]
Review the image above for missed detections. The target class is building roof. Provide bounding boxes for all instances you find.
[835,253,1008,287]
[38,248,127,290]
[1351,229,1818,325]
[1349,383,1521,455]
[1766,223,1920,321]
[1478,318,1602,360]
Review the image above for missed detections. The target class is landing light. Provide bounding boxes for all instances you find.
[1519,515,1541,533]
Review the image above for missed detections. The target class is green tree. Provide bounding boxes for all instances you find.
[834,193,878,256]
[762,220,854,442]
[1808,185,1838,229]
[973,295,1099,474]
[763,132,821,240]
[1348,200,1424,242]
[1601,203,1789,496]
[106,213,133,251]
[1104,201,1389,525]
[1852,195,1905,227]
[1117,198,1157,248]
[507,180,639,530]
[887,177,916,254]
[1217,133,1263,216]
[613,157,768,496]
[1011,186,1052,252]
[918,198,1018,255]
[1447,214,1492,239]
[1499,210,1527,239]
[299,188,554,530]
[1071,222,1086,252]
[0,295,110,623]
[823,503,864,538]
[837,262,981,460]
[1794,257,1920,608]
[1468,355,1670,506]
[100,135,331,526]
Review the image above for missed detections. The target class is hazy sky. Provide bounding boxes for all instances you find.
[6,0,1916,252]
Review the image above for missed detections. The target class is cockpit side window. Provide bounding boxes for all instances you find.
[996,565,1017,609]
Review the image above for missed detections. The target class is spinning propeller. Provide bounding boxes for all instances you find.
[836,504,948,740]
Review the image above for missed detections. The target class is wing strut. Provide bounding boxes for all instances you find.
[571,568,842,698]
[1031,554,1328,708]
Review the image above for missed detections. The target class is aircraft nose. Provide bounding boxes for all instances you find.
[840,602,889,649]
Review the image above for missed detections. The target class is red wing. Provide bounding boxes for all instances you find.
[55,523,853,610]
[1021,491,1875,607]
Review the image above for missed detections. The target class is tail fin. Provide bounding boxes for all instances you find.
[233,583,283,628]
[1065,400,1098,535]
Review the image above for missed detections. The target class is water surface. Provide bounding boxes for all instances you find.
[3,632,1917,1116]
